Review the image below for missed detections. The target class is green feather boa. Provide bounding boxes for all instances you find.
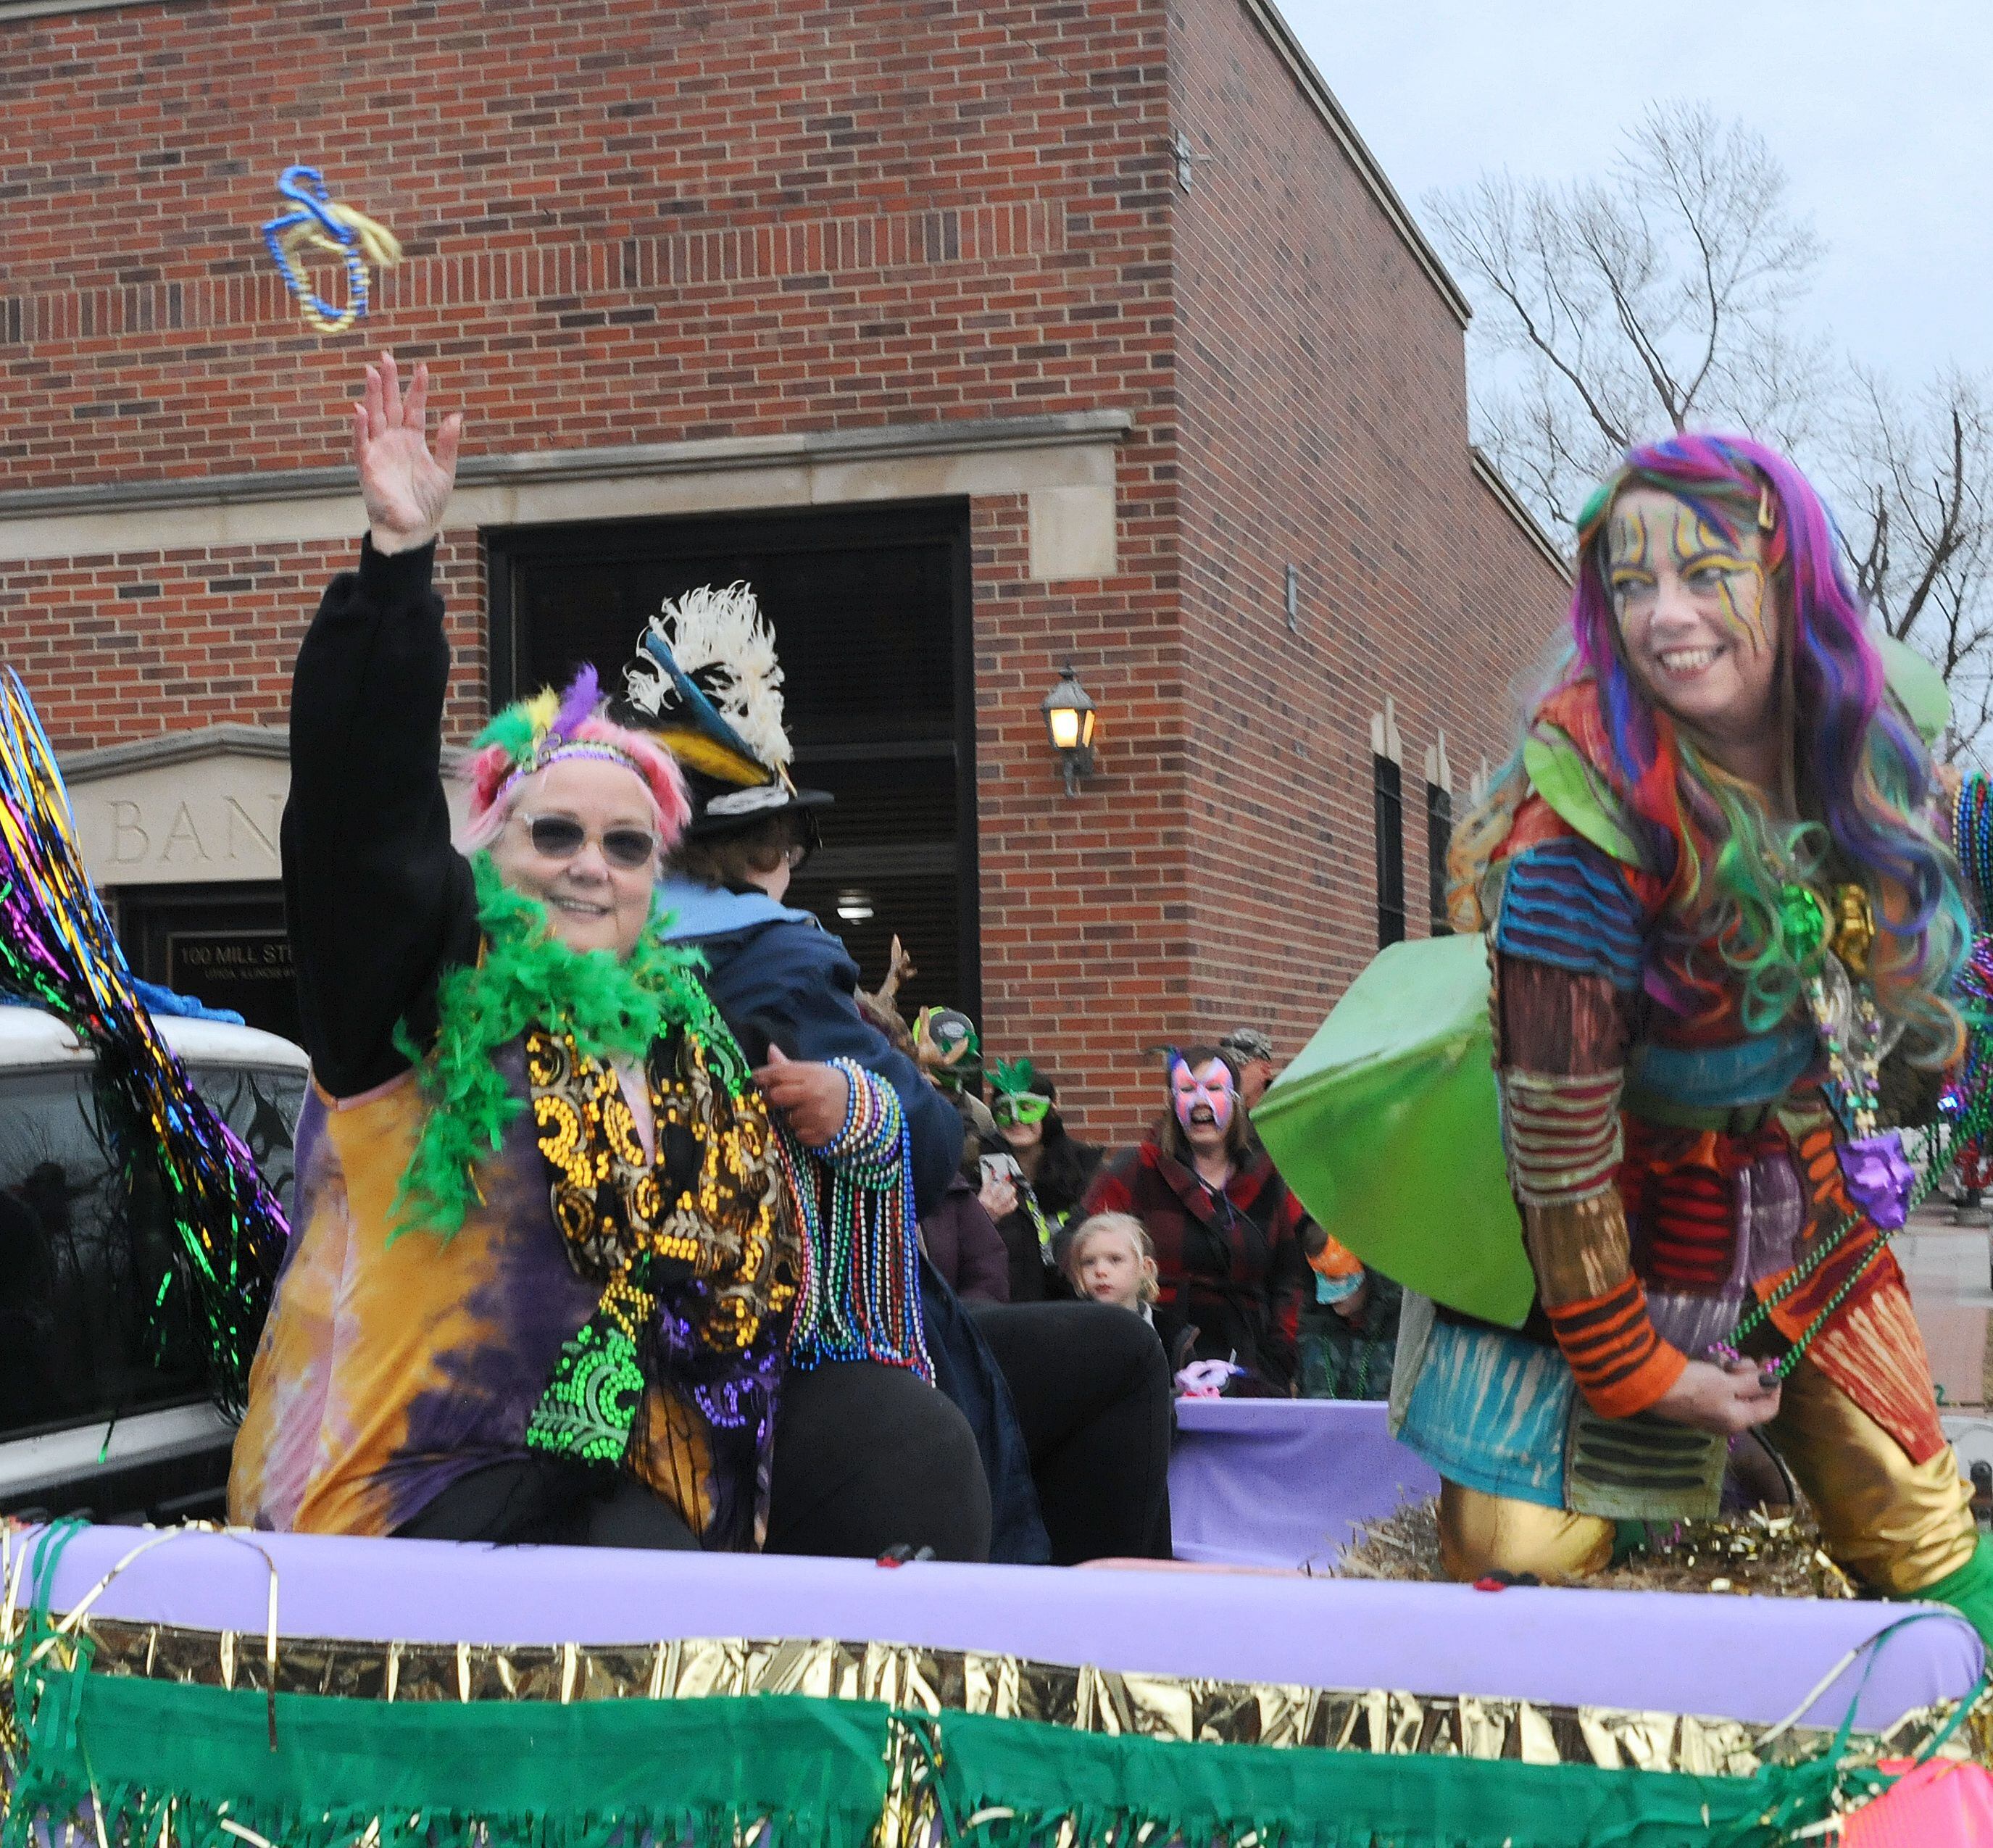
[389,856,711,1240]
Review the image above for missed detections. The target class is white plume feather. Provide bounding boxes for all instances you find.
[631,580,792,773]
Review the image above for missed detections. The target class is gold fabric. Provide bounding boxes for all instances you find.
[4,1503,1986,1784]
[1767,1355,1978,1595]
[1436,1478,1615,1583]
[16,1612,1960,1777]
[1523,1191,1634,1307]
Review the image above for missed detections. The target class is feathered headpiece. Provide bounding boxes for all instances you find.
[459,664,692,849]
[623,582,794,792]
[989,1057,1043,1099]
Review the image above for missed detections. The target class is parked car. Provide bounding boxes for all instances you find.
[0,1004,307,1524]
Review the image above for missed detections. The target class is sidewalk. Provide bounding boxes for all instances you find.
[1901,1205,1993,1410]
[1899,1207,1993,1479]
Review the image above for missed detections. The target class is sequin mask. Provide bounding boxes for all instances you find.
[1170,1057,1235,1133]
[993,1091,1051,1126]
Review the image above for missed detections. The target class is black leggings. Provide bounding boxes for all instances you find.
[397,1359,991,1560]
[971,1301,1174,1565]
[401,1306,1171,1566]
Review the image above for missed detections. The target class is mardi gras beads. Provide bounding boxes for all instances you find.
[783,1061,931,1380]
[1957,773,1993,913]
[262,166,402,335]
[0,671,287,1416]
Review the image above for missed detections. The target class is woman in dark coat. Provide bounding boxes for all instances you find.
[1083,1046,1364,1393]
[983,1062,1102,1303]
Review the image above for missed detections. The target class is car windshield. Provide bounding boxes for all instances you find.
[0,1060,305,1440]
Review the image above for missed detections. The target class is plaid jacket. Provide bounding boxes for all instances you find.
[1083,1138,1312,1391]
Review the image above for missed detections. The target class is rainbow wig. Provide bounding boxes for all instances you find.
[1490,433,1964,1060]
[457,665,692,854]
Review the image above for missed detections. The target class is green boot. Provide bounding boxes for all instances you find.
[1912,1531,1993,1652]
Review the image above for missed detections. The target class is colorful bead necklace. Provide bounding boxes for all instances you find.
[1713,1043,1993,1381]
[781,1059,932,1381]
[1956,773,1993,915]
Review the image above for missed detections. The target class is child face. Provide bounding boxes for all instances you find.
[1077,1229,1149,1310]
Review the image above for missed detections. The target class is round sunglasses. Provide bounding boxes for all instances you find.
[517,811,660,870]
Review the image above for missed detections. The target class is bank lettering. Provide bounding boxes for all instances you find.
[97,791,283,872]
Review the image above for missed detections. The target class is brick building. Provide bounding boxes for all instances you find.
[0,0,1565,1140]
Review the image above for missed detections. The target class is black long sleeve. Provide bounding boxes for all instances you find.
[280,538,480,1096]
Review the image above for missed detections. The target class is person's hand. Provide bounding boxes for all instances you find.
[354,352,463,555]
[1936,762,1965,806]
[752,1044,852,1149]
[978,1171,1019,1221]
[1329,1274,1370,1323]
[1647,1357,1781,1434]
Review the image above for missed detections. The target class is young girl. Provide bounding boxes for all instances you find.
[1065,1212,1160,1318]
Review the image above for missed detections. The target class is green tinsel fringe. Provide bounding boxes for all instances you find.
[0,1669,1923,1848]
[388,856,712,1240]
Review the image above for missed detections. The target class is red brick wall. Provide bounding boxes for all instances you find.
[0,0,1174,480]
[0,0,1561,1148]
[1161,0,1567,1094]
[0,0,1193,1139]
[0,538,488,744]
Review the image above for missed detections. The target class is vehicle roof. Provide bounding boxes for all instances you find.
[0,1004,309,1074]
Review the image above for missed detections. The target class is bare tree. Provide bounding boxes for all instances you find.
[1432,101,1993,759]
[1839,371,1993,757]
[1429,102,1826,528]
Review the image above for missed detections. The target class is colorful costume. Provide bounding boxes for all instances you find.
[230,541,921,1550]
[626,585,1171,1566]
[1383,436,1993,1633]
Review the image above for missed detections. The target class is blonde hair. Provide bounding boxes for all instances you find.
[1063,1212,1160,1304]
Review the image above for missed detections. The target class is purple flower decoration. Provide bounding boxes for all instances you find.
[1840,1131,1914,1230]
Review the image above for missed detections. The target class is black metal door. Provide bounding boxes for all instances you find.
[488,499,978,1017]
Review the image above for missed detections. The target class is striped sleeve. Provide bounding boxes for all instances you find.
[1494,836,1645,991]
[1491,829,1683,1418]
[1544,1278,1686,1418]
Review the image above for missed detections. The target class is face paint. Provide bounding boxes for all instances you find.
[1605,486,1783,752]
[1607,496,1771,656]
[1170,1055,1236,1135]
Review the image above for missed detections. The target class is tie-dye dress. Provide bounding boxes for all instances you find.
[228,537,795,1544]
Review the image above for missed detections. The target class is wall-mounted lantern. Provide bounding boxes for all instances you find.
[1041,664,1098,796]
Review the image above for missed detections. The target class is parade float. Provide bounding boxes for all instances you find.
[1,615,1989,1848]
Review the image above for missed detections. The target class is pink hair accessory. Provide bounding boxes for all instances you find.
[457,666,692,852]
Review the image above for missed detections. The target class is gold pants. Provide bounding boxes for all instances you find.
[1438,1354,1978,1594]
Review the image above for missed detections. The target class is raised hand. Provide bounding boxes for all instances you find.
[353,352,464,555]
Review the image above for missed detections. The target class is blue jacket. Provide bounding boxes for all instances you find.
[660,877,1050,1563]
[659,878,962,1215]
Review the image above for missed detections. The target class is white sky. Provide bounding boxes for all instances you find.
[1281,0,1993,389]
